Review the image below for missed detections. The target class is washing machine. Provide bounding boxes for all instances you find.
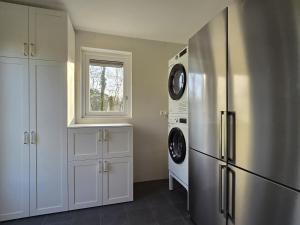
[168,47,188,115]
[168,114,188,191]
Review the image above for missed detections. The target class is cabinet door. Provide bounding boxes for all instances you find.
[29,7,66,61]
[189,149,227,225]
[189,9,227,160]
[103,157,133,205]
[0,2,29,58]
[68,160,102,210]
[68,128,103,161]
[103,127,133,158]
[0,58,29,221]
[227,165,300,225]
[29,60,67,216]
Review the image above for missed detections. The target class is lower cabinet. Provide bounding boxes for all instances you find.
[103,157,133,205]
[68,160,103,210]
[68,157,133,210]
[68,126,133,210]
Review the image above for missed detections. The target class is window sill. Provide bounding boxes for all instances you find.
[75,115,132,125]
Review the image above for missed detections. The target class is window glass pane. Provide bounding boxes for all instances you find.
[89,59,124,112]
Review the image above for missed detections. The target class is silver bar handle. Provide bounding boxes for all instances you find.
[227,112,236,162]
[30,131,36,144]
[103,129,109,142]
[103,160,109,172]
[99,161,102,173]
[219,165,226,215]
[24,43,29,56]
[98,129,102,142]
[24,131,30,144]
[30,43,36,57]
[220,111,226,159]
[227,167,235,221]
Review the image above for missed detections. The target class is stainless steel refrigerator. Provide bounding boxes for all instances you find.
[188,0,300,225]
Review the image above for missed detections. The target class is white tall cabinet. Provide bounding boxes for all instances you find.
[0,57,29,221]
[29,61,68,216]
[0,2,75,221]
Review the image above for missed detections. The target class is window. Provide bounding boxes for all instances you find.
[81,48,132,118]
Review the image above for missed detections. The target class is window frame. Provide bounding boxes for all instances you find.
[81,47,132,118]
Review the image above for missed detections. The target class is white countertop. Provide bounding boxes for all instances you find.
[68,123,133,128]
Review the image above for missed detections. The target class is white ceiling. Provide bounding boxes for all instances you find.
[6,0,228,44]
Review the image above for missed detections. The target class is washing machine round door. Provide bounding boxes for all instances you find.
[168,64,187,100]
[168,127,186,164]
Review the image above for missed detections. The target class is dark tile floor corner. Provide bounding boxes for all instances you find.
[1,180,194,225]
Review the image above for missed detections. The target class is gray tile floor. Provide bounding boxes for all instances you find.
[1,180,194,225]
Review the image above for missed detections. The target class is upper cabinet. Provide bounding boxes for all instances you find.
[103,127,133,158]
[68,127,133,160]
[68,128,103,161]
[29,8,67,61]
[0,2,71,61]
[0,2,29,58]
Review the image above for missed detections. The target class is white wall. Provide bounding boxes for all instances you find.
[75,31,184,182]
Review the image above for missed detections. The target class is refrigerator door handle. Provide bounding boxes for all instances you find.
[219,165,226,215]
[227,167,235,222]
[220,111,226,160]
[227,112,236,162]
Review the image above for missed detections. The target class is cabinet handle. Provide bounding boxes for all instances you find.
[24,131,30,144]
[219,165,226,215]
[103,160,109,172]
[227,112,236,162]
[98,130,102,142]
[99,162,102,173]
[30,43,36,57]
[220,111,226,160]
[30,131,37,144]
[227,167,235,222]
[103,129,109,142]
[24,43,29,56]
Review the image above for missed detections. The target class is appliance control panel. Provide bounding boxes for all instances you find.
[169,116,188,124]
[179,118,187,124]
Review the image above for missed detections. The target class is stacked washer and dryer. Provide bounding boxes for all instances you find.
[168,47,189,192]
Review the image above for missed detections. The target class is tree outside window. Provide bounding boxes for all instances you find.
[89,60,124,113]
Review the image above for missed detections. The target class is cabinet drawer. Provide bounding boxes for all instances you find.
[103,127,133,158]
[68,128,103,161]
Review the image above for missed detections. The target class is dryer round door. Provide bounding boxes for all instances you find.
[168,127,186,164]
[168,64,187,100]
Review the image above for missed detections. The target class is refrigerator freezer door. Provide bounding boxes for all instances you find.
[189,149,226,225]
[188,9,227,160]
[228,165,300,225]
[228,0,300,190]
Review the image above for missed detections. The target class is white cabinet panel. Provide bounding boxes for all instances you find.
[68,160,102,210]
[103,157,133,205]
[29,8,67,61]
[29,60,67,216]
[0,2,28,58]
[0,58,29,221]
[103,127,133,158]
[68,128,102,161]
